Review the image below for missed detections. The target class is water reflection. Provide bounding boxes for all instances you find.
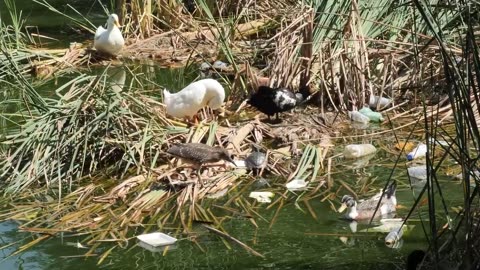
[107,66,126,93]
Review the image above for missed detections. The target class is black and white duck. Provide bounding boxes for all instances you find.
[247,85,310,122]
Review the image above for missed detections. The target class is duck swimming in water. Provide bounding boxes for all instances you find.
[94,14,124,56]
[338,180,397,220]
[247,85,310,122]
[163,78,225,123]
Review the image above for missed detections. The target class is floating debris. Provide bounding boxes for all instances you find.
[348,111,370,124]
[362,218,412,233]
[343,144,377,159]
[286,178,308,191]
[454,170,480,180]
[406,143,427,161]
[359,107,384,122]
[249,191,274,203]
[369,95,392,110]
[385,227,403,248]
[136,232,177,249]
[407,165,427,181]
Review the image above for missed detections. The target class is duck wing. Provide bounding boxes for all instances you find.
[167,143,221,163]
[273,88,297,111]
[356,196,382,211]
[95,26,106,40]
[248,86,278,116]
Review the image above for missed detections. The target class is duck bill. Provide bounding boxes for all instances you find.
[114,20,122,28]
[338,203,347,213]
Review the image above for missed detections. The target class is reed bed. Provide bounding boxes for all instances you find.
[1,0,480,267]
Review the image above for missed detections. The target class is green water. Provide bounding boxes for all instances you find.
[0,2,467,269]
[0,140,464,269]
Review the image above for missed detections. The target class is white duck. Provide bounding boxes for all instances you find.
[163,79,225,122]
[94,14,125,55]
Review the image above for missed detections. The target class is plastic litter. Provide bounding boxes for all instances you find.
[369,95,392,110]
[407,165,427,180]
[406,143,427,161]
[286,178,308,191]
[343,144,377,159]
[137,232,177,248]
[249,191,274,203]
[359,107,384,122]
[348,111,370,124]
[385,227,403,248]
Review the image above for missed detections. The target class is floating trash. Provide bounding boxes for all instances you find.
[454,170,480,180]
[348,111,370,124]
[406,143,427,161]
[138,241,177,253]
[136,232,177,249]
[362,218,409,233]
[385,227,403,248]
[359,107,384,122]
[249,191,274,203]
[369,95,392,110]
[407,165,427,181]
[286,178,308,191]
[347,153,376,169]
[343,144,377,159]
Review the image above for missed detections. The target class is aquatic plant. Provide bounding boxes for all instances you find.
[1,0,480,267]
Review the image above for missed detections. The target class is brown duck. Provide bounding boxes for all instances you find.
[167,143,236,182]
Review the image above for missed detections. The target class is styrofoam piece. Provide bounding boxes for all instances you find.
[136,232,177,247]
[286,178,308,191]
[249,191,274,203]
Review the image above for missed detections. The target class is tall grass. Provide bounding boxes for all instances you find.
[398,1,480,268]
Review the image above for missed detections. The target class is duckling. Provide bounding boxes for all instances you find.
[247,86,310,122]
[163,79,225,123]
[245,144,267,176]
[94,14,125,56]
[339,180,397,220]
